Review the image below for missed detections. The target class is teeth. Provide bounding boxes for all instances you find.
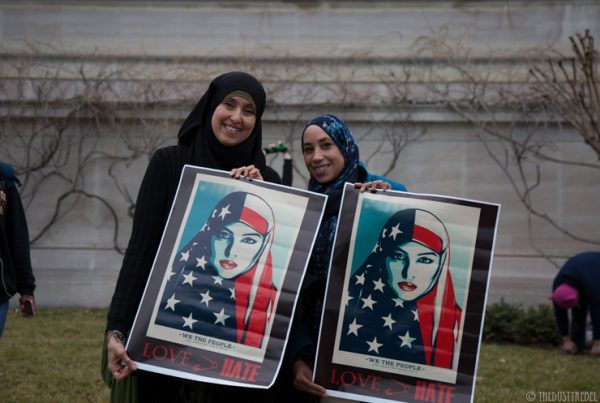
[223,124,240,133]
[313,166,328,175]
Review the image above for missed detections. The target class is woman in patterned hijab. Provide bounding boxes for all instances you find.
[155,191,276,349]
[280,114,407,399]
[340,208,461,369]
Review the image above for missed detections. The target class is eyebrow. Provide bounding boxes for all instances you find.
[304,137,333,146]
[241,232,262,237]
[394,247,436,257]
[224,96,255,108]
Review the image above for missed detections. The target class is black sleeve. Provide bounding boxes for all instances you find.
[106,151,171,334]
[261,166,282,185]
[5,185,35,296]
[282,158,293,186]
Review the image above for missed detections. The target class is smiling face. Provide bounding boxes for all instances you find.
[211,221,265,279]
[211,95,257,147]
[302,124,346,184]
[387,240,442,301]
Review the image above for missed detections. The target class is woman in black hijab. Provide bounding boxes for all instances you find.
[104,71,280,402]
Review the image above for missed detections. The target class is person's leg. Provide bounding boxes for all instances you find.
[0,301,10,337]
[589,297,600,356]
[571,305,588,353]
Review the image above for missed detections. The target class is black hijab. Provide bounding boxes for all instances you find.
[178,71,267,171]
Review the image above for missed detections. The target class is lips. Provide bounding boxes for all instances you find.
[398,281,417,292]
[219,260,237,270]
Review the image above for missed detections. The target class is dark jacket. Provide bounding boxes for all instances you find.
[552,252,600,350]
[0,162,35,303]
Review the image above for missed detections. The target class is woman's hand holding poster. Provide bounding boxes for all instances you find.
[125,165,327,388]
[314,183,500,403]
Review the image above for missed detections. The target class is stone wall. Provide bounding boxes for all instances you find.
[1,1,599,308]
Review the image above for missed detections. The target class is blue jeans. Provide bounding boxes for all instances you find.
[0,301,9,338]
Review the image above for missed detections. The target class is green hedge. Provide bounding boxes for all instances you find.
[483,300,562,345]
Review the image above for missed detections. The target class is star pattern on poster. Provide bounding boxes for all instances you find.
[200,290,213,306]
[399,330,416,348]
[340,266,426,361]
[164,294,180,311]
[388,223,402,240]
[218,205,231,220]
[381,313,396,330]
[347,318,363,336]
[182,312,197,329]
[214,308,230,326]
[156,256,242,341]
[195,255,207,269]
[373,278,385,292]
[180,250,190,262]
[366,337,382,354]
[361,294,377,310]
[182,271,196,286]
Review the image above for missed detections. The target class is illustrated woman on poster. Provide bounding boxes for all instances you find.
[155,191,277,349]
[339,208,461,369]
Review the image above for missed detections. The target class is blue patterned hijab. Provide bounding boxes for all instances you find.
[303,114,360,197]
[0,162,21,188]
[302,114,361,281]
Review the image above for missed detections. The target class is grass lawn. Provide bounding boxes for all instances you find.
[0,307,598,402]
[0,307,110,403]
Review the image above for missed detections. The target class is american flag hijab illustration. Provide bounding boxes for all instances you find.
[340,208,461,368]
[155,191,277,348]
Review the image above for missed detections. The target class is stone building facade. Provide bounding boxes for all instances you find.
[1,1,599,307]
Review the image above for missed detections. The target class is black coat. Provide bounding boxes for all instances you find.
[0,162,35,304]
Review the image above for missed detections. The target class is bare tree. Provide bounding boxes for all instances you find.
[406,30,600,266]
[2,45,412,253]
[0,43,183,252]
[530,30,600,159]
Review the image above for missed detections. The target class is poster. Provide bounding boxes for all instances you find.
[314,184,500,403]
[126,165,327,388]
